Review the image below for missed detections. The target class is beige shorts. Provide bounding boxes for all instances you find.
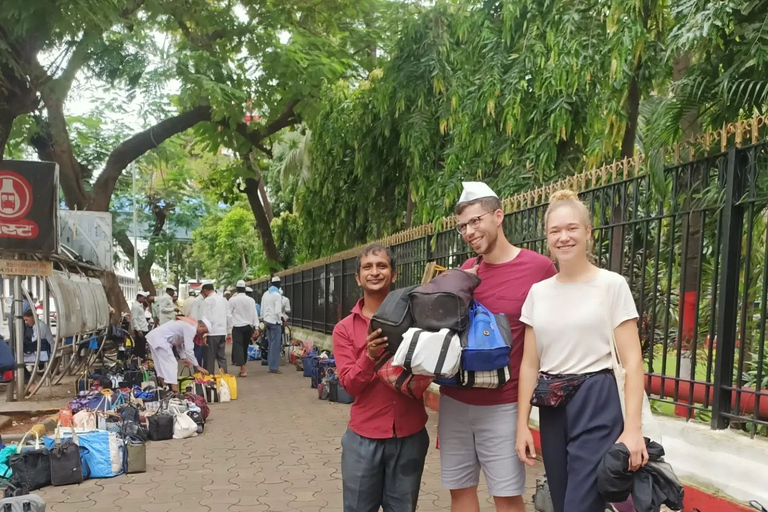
[437,395,525,497]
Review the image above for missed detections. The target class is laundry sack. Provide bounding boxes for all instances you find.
[218,378,231,402]
[392,328,461,378]
[173,412,198,439]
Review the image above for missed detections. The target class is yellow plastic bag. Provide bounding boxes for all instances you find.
[216,370,237,400]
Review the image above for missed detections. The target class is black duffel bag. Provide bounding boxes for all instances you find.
[49,427,84,486]
[9,431,51,491]
[409,269,480,332]
[370,285,417,354]
[148,411,174,441]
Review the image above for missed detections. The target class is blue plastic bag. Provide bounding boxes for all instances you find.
[247,346,261,361]
[89,336,99,351]
[461,301,512,372]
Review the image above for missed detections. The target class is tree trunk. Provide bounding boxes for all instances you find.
[674,51,701,383]
[139,270,156,297]
[0,111,13,159]
[405,184,415,228]
[258,180,273,222]
[102,271,130,324]
[607,58,644,274]
[244,177,280,271]
[37,97,92,209]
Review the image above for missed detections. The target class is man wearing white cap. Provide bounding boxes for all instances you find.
[438,182,556,512]
[130,292,149,359]
[260,276,284,373]
[155,285,178,326]
[201,280,232,374]
[146,317,211,391]
[229,280,259,377]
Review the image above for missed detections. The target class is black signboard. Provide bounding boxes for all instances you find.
[0,160,59,254]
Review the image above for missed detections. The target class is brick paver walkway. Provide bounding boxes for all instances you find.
[36,366,543,511]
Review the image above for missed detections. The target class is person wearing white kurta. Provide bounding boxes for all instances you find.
[229,281,259,377]
[187,293,205,321]
[182,291,199,317]
[146,317,211,390]
[130,292,150,359]
[202,283,232,374]
[156,286,177,325]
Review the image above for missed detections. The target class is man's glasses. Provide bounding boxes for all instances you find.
[456,212,493,234]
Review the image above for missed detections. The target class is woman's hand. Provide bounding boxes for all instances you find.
[616,429,648,471]
[515,426,537,466]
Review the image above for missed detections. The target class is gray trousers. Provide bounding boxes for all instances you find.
[341,428,429,512]
[204,335,227,374]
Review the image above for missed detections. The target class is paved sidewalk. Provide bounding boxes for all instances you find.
[36,365,544,511]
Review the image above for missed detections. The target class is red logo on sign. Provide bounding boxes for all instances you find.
[0,171,38,240]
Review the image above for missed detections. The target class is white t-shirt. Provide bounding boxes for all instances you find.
[520,269,639,375]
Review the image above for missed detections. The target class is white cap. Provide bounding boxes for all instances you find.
[137,291,148,298]
[271,276,281,283]
[201,279,215,286]
[166,284,177,291]
[245,287,253,292]
[200,318,212,331]
[236,280,246,288]
[458,181,498,203]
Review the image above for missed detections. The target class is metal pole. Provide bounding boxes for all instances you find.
[132,164,140,292]
[712,147,745,429]
[13,276,24,400]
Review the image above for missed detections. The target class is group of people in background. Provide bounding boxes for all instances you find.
[128,278,291,390]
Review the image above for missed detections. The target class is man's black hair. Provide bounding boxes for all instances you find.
[356,244,396,273]
[237,287,246,293]
[454,196,503,216]
[23,309,35,318]
[136,294,144,300]
[202,284,214,291]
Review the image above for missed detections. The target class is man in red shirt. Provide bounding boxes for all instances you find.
[333,244,430,512]
[439,182,557,512]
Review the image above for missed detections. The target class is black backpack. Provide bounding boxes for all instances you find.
[370,286,417,354]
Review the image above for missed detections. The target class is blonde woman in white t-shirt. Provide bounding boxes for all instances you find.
[515,190,648,512]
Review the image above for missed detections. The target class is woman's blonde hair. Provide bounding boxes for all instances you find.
[544,189,595,261]
[544,189,592,230]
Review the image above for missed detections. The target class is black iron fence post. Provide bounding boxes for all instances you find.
[712,146,746,430]
[324,262,329,334]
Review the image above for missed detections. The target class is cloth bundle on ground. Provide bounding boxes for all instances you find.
[597,439,684,512]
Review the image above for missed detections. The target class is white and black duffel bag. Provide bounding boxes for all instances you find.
[392,328,461,378]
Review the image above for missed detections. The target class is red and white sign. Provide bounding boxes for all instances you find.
[0,160,59,254]
[0,171,38,239]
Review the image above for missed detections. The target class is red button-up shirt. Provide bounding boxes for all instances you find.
[332,298,428,440]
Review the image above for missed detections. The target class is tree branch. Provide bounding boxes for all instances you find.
[54,35,95,98]
[89,105,213,210]
[233,99,300,157]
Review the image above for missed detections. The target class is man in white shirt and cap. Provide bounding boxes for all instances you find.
[260,276,284,374]
[229,280,259,377]
[146,317,211,391]
[155,285,177,326]
[201,280,232,374]
[130,292,150,359]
